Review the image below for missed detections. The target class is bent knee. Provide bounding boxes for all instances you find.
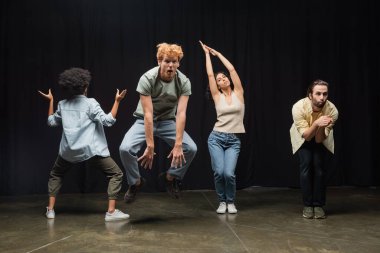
[224,172,235,180]
[114,168,124,179]
[119,143,135,156]
[214,171,224,178]
[187,142,198,155]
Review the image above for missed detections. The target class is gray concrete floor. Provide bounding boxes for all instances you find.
[0,187,379,253]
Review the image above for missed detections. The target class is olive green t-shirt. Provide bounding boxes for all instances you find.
[133,66,191,120]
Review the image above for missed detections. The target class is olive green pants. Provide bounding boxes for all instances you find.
[48,156,123,200]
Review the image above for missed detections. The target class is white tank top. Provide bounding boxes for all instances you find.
[213,91,245,133]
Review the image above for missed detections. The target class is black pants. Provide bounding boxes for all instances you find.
[298,140,327,207]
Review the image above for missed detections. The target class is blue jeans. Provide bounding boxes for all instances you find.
[119,119,197,186]
[208,131,241,203]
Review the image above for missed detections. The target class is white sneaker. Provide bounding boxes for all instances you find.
[46,207,55,219]
[105,209,130,221]
[216,202,227,214]
[227,203,238,214]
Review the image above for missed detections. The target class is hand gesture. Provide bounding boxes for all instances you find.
[199,40,219,56]
[137,146,155,170]
[167,144,186,168]
[208,47,219,56]
[315,115,333,127]
[38,89,53,101]
[115,89,127,102]
[199,40,210,54]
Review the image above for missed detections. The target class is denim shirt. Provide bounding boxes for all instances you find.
[48,95,116,163]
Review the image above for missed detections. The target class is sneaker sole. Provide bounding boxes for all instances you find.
[302,211,314,219]
[105,216,130,222]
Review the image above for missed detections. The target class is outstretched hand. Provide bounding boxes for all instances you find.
[208,46,219,56]
[199,41,219,56]
[137,147,156,170]
[115,89,127,102]
[199,40,210,54]
[167,144,186,168]
[38,89,53,101]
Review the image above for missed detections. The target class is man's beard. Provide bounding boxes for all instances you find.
[315,101,325,108]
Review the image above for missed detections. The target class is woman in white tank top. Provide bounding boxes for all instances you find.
[200,41,245,214]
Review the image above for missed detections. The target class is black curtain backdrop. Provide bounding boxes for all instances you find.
[1,0,379,195]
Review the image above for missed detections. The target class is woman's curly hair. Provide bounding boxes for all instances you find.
[58,68,91,97]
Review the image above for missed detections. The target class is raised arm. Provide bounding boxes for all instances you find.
[209,47,244,96]
[199,41,219,100]
[38,89,54,116]
[110,89,127,118]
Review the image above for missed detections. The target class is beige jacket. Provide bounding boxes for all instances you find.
[290,97,338,154]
